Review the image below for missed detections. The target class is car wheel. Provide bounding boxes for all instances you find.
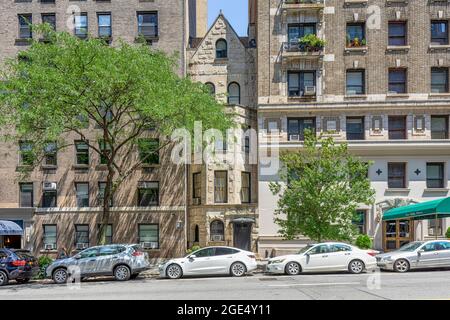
[0,271,8,286]
[394,259,410,273]
[166,264,183,279]
[130,273,139,280]
[285,261,302,275]
[114,265,131,281]
[53,268,68,284]
[230,262,247,277]
[16,278,30,284]
[348,260,365,274]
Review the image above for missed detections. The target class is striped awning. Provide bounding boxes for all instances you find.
[0,220,23,236]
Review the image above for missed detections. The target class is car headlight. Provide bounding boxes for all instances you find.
[270,259,285,264]
[382,256,392,262]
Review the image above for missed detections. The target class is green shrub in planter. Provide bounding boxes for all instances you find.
[355,234,372,250]
[36,256,54,280]
[446,227,450,239]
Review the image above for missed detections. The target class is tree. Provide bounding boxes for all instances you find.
[0,25,234,244]
[270,132,375,243]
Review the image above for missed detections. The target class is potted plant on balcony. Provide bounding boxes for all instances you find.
[298,34,325,52]
[346,35,367,48]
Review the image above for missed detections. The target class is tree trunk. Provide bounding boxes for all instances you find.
[98,164,114,245]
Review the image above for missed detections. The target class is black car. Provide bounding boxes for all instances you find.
[0,249,39,286]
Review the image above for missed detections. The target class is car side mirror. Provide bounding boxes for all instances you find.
[418,249,424,255]
[189,255,196,260]
[74,255,81,260]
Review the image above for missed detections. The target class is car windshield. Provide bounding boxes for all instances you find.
[298,245,314,254]
[398,242,424,252]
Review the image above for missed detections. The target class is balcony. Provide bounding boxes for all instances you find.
[281,41,324,67]
[281,0,325,12]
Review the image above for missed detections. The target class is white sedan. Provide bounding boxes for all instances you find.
[159,246,258,279]
[266,242,377,275]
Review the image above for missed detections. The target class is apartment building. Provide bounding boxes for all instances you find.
[0,0,190,258]
[257,0,450,255]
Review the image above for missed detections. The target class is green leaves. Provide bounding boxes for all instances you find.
[270,131,375,242]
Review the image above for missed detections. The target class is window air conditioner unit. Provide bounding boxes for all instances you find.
[76,243,89,250]
[211,235,224,242]
[141,242,158,249]
[289,134,300,141]
[43,182,57,191]
[303,86,316,96]
[193,198,201,205]
[45,243,56,250]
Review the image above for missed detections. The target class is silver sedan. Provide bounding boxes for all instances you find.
[376,240,450,272]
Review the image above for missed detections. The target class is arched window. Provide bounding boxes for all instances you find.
[216,39,228,58]
[228,82,240,105]
[205,82,215,95]
[194,225,199,243]
[210,220,224,241]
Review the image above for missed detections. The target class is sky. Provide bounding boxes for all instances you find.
[208,0,248,36]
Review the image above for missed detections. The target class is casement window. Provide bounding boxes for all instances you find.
[43,225,57,250]
[97,224,113,245]
[388,163,406,188]
[98,140,111,165]
[19,141,33,166]
[75,225,89,247]
[74,13,88,38]
[210,220,224,241]
[241,172,251,204]
[288,71,316,97]
[138,224,159,249]
[19,183,33,207]
[431,116,449,139]
[353,210,366,234]
[75,141,89,165]
[388,22,407,46]
[75,182,89,208]
[216,39,227,58]
[137,182,159,206]
[323,117,340,133]
[287,118,316,141]
[431,68,449,93]
[44,142,57,166]
[42,189,57,208]
[98,182,113,207]
[41,13,56,31]
[138,138,159,165]
[97,13,112,38]
[427,163,445,189]
[388,116,407,140]
[346,117,365,140]
[346,23,365,46]
[214,171,228,203]
[346,70,365,95]
[137,12,158,38]
[389,69,407,94]
[18,14,32,39]
[227,82,240,105]
[193,173,201,200]
[431,21,449,45]
[288,23,316,43]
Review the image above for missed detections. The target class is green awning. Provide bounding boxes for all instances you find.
[383,197,450,221]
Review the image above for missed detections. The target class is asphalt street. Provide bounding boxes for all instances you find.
[1,269,450,300]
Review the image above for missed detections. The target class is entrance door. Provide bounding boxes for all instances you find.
[383,219,414,251]
[233,223,252,251]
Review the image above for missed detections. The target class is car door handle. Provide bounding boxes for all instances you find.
[322,255,328,258]
[345,253,351,256]
[89,259,96,262]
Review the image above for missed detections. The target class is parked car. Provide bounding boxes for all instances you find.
[0,249,39,286]
[376,240,450,273]
[46,244,150,284]
[266,242,377,275]
[159,246,257,279]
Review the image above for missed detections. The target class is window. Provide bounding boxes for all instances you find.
[138,138,159,165]
[214,171,228,203]
[193,172,201,200]
[98,140,111,164]
[427,163,445,189]
[210,220,224,241]
[346,117,365,140]
[431,21,448,45]
[388,22,407,46]
[137,182,159,206]
[41,13,56,31]
[193,247,215,257]
[288,23,316,43]
[18,14,32,39]
[43,225,57,249]
[75,183,89,207]
[97,13,111,38]
[98,245,125,256]
[346,23,365,47]
[44,142,57,166]
[389,69,407,94]
[346,70,365,95]
[287,118,316,141]
[216,39,227,58]
[308,244,330,255]
[215,247,239,255]
[75,141,89,165]
[431,68,449,93]
[353,210,366,234]
[228,82,240,105]
[431,116,449,139]
[205,82,215,95]
[241,172,251,204]
[98,182,113,207]
[288,71,316,97]
[137,12,158,38]
[330,244,352,252]
[74,13,88,38]
[19,141,33,166]
[139,224,159,249]
[388,116,407,140]
[388,163,406,188]
[42,189,57,208]
[78,248,98,258]
[75,225,89,247]
[97,224,113,245]
[19,183,33,207]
